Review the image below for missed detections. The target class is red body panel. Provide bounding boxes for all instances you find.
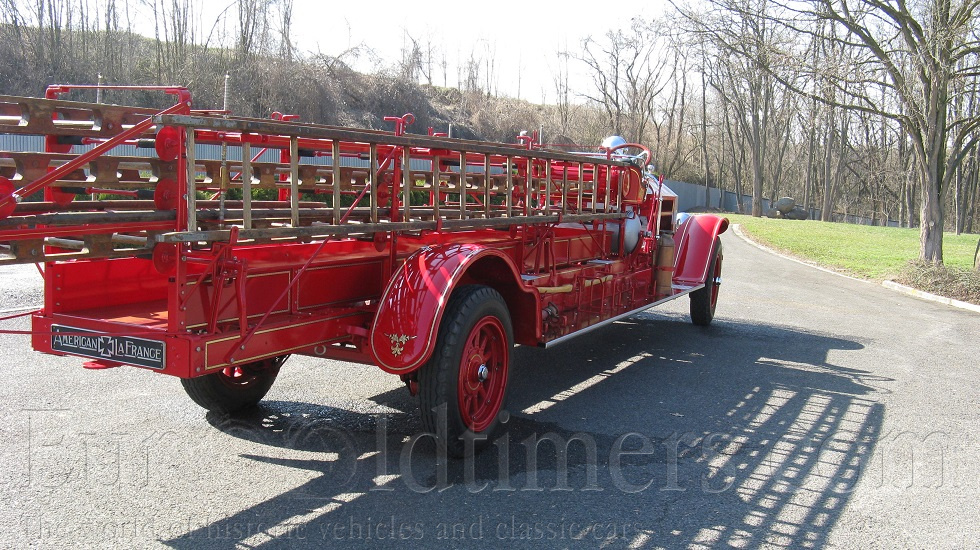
[370,244,531,373]
[673,214,730,286]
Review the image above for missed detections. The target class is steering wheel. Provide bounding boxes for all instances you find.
[608,142,652,166]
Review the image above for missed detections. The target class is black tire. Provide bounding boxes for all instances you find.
[418,285,513,458]
[181,356,287,414]
[690,238,723,326]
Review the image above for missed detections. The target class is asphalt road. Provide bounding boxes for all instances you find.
[1,230,977,549]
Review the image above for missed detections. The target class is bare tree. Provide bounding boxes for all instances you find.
[674,0,798,216]
[575,19,671,146]
[787,0,980,263]
[553,50,573,139]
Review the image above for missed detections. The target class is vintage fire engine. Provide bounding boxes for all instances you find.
[0,86,728,456]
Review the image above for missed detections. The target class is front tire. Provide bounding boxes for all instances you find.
[418,285,513,458]
[690,238,723,326]
[181,356,287,414]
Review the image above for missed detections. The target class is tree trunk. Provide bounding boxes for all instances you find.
[974,238,980,270]
[701,65,711,207]
[820,111,834,221]
[803,103,816,213]
[919,171,944,264]
[750,103,763,217]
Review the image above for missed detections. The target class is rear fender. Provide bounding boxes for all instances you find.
[673,214,729,286]
[370,243,531,374]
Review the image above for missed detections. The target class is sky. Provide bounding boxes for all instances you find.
[206,0,636,103]
[7,0,642,103]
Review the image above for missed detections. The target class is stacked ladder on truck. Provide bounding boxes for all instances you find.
[0,87,640,265]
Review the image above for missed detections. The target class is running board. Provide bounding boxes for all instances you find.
[540,284,704,349]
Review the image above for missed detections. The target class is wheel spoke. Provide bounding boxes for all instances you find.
[475,330,488,355]
[461,391,475,416]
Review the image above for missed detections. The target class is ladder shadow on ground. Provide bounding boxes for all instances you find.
[165,312,885,549]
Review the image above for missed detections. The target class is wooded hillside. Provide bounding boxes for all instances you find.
[1,0,978,265]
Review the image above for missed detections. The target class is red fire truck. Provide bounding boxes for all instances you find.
[0,86,728,456]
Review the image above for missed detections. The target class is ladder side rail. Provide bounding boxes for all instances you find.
[183,129,196,232]
[333,140,342,224]
[370,144,379,224]
[402,145,412,222]
[483,154,491,218]
[459,150,467,220]
[431,152,441,220]
[158,211,628,243]
[505,157,513,218]
[561,160,569,216]
[241,142,253,229]
[544,158,551,216]
[289,137,300,227]
[155,115,634,168]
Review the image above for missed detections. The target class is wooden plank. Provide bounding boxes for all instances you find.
[403,146,412,221]
[185,129,197,231]
[505,157,513,217]
[459,151,467,220]
[483,154,491,218]
[242,142,253,229]
[432,153,441,220]
[561,161,569,216]
[290,137,300,226]
[333,141,342,224]
[369,144,378,224]
[158,212,627,243]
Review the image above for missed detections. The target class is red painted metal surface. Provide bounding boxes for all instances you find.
[673,215,730,286]
[370,244,529,373]
[0,86,728,389]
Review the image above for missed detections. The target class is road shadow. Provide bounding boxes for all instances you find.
[163,311,885,549]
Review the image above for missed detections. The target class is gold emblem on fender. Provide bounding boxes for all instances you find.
[385,333,417,357]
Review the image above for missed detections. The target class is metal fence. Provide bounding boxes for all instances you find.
[666,179,901,227]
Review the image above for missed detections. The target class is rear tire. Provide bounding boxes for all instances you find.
[690,238,723,326]
[418,285,512,458]
[181,356,287,414]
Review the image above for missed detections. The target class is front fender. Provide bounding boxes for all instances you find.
[370,243,521,374]
[673,214,729,286]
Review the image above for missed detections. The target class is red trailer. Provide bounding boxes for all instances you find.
[0,86,728,456]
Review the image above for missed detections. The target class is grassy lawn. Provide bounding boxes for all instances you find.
[726,214,980,280]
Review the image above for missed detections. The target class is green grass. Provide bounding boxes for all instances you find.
[727,214,980,279]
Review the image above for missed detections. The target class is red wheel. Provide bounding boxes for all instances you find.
[457,316,509,433]
[153,178,178,210]
[690,238,723,326]
[418,285,513,457]
[181,356,287,414]
[152,242,178,274]
[155,126,180,161]
[49,187,76,206]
